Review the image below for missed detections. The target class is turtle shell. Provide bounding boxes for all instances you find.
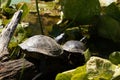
[19,35,63,57]
[62,40,86,53]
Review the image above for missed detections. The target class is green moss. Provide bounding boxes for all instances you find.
[55,71,73,80]
[55,65,86,80]
[71,73,88,80]
[73,65,86,74]
[55,57,120,80]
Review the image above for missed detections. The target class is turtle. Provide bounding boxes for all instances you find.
[19,35,63,58]
[19,35,64,80]
[62,36,87,67]
[62,40,86,53]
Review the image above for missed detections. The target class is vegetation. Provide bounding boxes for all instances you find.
[1,0,120,80]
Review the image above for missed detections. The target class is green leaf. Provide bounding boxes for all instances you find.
[3,7,16,16]
[16,2,29,20]
[96,15,120,43]
[61,0,101,25]
[1,0,11,8]
[109,51,120,65]
[105,2,120,21]
[83,49,91,62]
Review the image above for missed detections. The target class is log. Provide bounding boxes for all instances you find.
[0,10,23,61]
[0,10,39,80]
[0,59,36,80]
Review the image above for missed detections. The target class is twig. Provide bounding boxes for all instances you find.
[35,0,44,35]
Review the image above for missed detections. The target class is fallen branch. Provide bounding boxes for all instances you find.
[0,58,35,80]
[0,10,23,61]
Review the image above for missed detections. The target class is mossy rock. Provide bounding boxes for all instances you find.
[55,70,74,80]
[55,56,120,80]
[71,73,88,80]
[55,65,86,80]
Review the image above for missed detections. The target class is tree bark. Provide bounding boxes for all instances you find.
[0,59,36,80]
[0,10,23,61]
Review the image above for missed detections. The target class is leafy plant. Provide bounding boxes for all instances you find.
[109,51,120,65]
[16,2,29,21]
[61,0,101,25]
[8,23,32,59]
[95,15,120,43]
[0,0,29,25]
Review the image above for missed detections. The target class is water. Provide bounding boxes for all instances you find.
[11,0,31,5]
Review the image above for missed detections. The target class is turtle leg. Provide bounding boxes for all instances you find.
[32,73,42,80]
[32,55,47,80]
[39,55,47,72]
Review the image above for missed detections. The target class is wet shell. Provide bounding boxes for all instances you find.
[62,40,86,53]
[19,35,63,57]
